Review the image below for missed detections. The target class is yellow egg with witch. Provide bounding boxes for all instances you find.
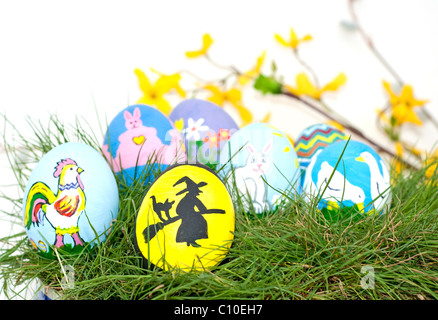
[134,163,235,271]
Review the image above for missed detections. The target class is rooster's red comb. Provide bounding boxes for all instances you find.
[53,158,77,178]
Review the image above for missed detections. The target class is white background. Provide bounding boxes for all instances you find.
[1,0,438,299]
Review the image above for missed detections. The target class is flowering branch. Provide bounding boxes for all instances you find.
[254,74,417,170]
[346,0,438,175]
[280,90,415,169]
[133,29,426,171]
[347,0,404,86]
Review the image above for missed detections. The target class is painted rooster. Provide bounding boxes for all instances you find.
[24,158,86,248]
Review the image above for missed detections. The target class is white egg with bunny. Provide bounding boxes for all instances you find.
[219,123,301,215]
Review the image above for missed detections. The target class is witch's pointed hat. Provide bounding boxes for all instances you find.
[173,176,207,195]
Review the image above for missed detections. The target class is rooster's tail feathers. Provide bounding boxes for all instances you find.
[24,182,56,229]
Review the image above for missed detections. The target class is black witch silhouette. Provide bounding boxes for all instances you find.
[143,176,225,247]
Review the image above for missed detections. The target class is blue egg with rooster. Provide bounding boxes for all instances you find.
[22,142,119,257]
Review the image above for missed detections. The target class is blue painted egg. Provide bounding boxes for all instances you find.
[102,104,186,186]
[219,123,301,214]
[169,99,239,167]
[302,140,391,219]
[22,142,119,257]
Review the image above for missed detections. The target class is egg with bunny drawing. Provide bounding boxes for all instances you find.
[102,104,186,187]
[219,123,301,214]
[302,139,391,220]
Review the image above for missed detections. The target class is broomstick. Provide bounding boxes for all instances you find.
[142,209,225,244]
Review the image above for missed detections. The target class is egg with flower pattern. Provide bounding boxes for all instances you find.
[169,99,239,168]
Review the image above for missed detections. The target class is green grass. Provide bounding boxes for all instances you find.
[1,114,438,300]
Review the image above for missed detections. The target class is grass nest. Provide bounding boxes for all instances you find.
[1,114,438,300]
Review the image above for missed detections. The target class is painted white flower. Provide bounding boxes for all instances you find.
[182,118,209,141]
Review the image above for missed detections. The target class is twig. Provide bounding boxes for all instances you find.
[348,0,438,130]
[178,69,225,85]
[204,53,241,75]
[292,49,320,88]
[348,0,404,86]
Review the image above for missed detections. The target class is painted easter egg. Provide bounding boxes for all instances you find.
[219,123,301,214]
[102,104,186,186]
[168,99,239,168]
[22,142,119,257]
[134,163,235,271]
[294,123,347,172]
[302,140,391,220]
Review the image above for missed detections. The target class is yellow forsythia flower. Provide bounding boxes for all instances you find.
[417,147,438,182]
[185,33,214,58]
[134,68,184,115]
[376,108,390,125]
[238,51,266,86]
[204,84,253,125]
[425,151,438,181]
[393,141,405,176]
[150,68,186,99]
[382,80,428,126]
[285,72,347,100]
[274,28,312,50]
[261,111,271,124]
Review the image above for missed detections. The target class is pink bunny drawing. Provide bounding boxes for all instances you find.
[226,138,273,213]
[103,107,186,172]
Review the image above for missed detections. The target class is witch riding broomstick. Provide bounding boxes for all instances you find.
[143,176,225,247]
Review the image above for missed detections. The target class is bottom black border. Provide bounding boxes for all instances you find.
[3,299,434,318]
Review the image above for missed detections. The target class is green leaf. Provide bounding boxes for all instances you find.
[253,74,282,95]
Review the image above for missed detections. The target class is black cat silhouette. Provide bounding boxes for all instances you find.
[151,195,174,221]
